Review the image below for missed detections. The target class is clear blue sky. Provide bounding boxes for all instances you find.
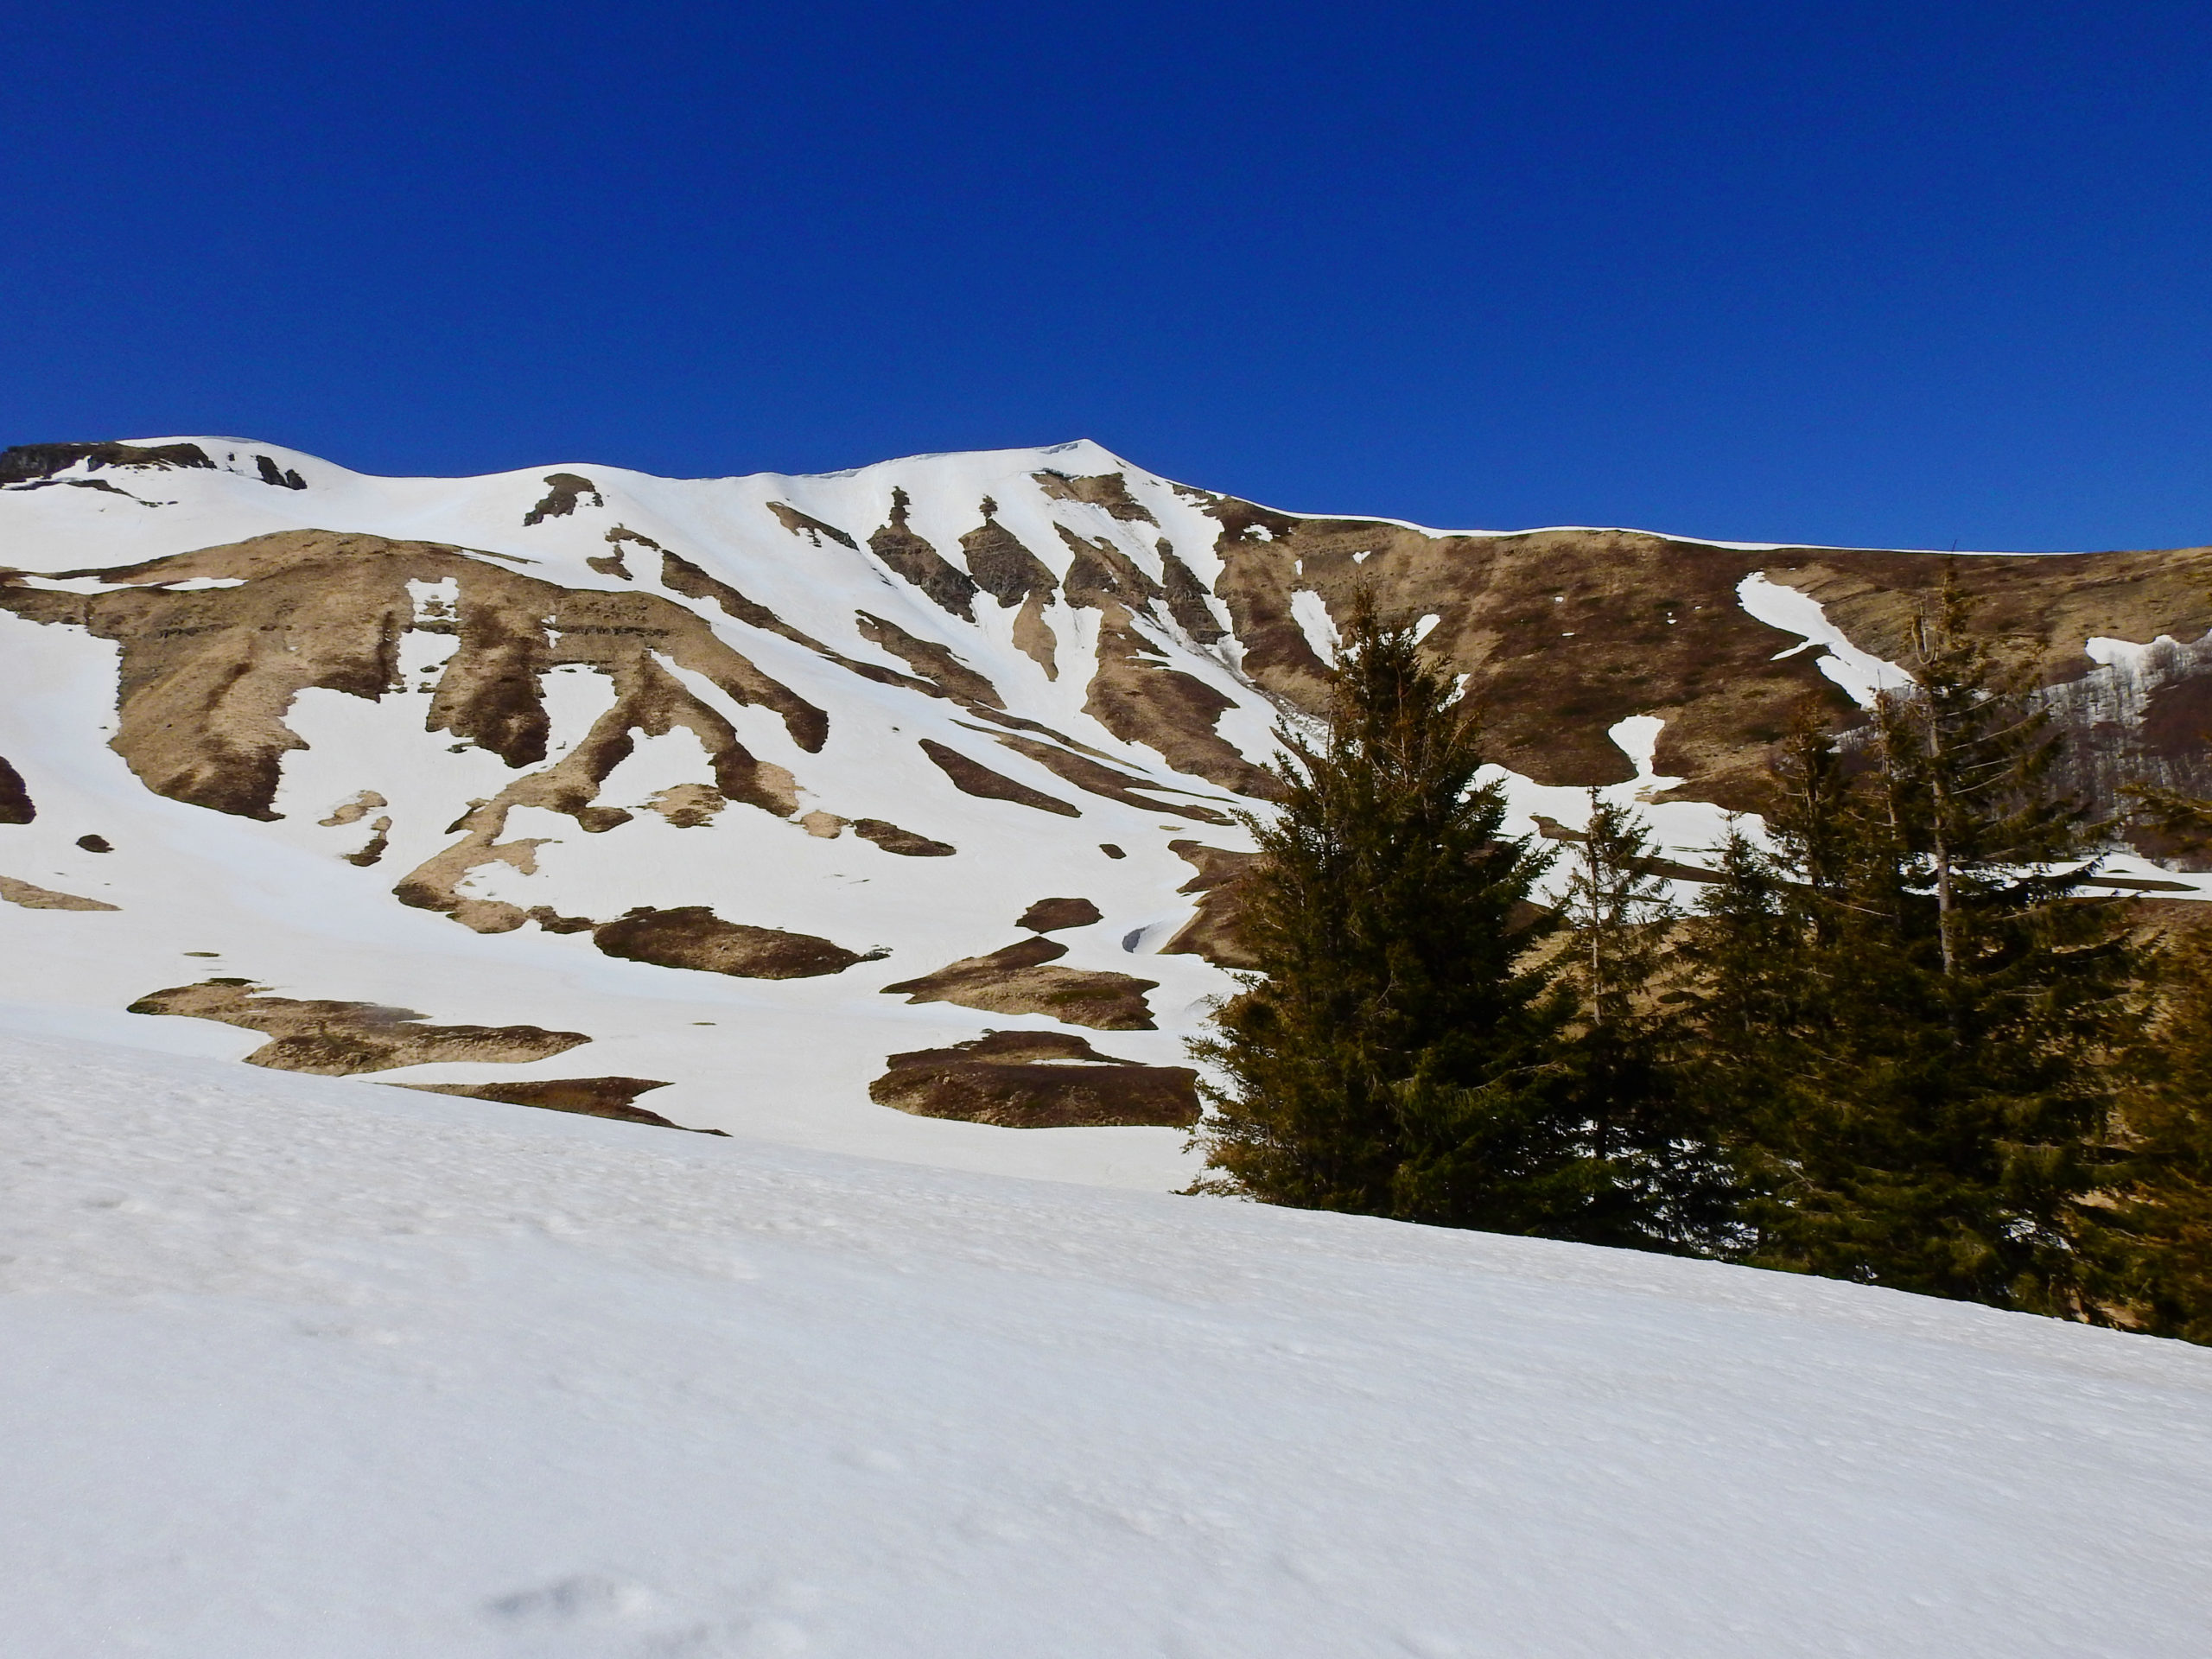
[7,2,2210,551]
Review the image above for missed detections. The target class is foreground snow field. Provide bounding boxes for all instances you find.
[3,1027,2209,1657]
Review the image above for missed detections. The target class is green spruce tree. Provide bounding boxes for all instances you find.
[2096,923,2212,1343]
[1687,571,2135,1314]
[1553,793,1736,1252]
[1188,594,1583,1230]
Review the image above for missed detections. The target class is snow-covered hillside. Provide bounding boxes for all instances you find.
[3,1029,2207,1657]
[5,436,2210,1180]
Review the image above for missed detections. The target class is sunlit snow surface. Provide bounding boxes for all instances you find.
[1,1028,2207,1656]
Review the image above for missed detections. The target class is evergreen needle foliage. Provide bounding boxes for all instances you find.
[2101,925,2212,1341]
[1554,794,1738,1251]
[1687,570,2135,1314]
[1187,594,1581,1230]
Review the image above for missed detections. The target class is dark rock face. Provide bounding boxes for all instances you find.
[0,756,31,824]
[389,1076,725,1134]
[75,834,111,853]
[0,441,214,484]
[869,1029,1199,1128]
[1018,897,1103,932]
[593,906,870,979]
[254,455,307,490]
[881,936,1156,1029]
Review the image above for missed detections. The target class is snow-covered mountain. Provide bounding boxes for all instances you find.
[5,436,2211,1179]
[3,1027,2207,1656]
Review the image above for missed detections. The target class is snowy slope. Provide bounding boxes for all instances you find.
[6,437,2211,1186]
[3,1029,2208,1657]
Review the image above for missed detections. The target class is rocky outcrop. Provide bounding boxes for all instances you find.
[592,906,873,978]
[127,981,589,1074]
[880,937,1156,1029]
[868,1030,1198,1128]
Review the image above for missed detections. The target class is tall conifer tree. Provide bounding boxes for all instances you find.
[2096,925,2212,1343]
[1687,571,2134,1313]
[1554,795,1736,1252]
[1188,595,1582,1230]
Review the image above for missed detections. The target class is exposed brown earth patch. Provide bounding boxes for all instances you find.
[389,1076,724,1134]
[0,441,214,483]
[960,509,1058,606]
[979,729,1233,824]
[766,501,857,549]
[0,875,118,912]
[522,474,603,525]
[319,790,387,827]
[1077,604,1281,798]
[851,818,956,856]
[918,739,1080,817]
[1032,470,1158,525]
[126,980,589,1074]
[591,526,656,579]
[341,817,392,867]
[869,1029,1198,1128]
[592,905,874,978]
[868,487,977,619]
[880,936,1157,1029]
[0,531,826,826]
[1189,492,2212,818]
[0,757,34,823]
[1009,591,1060,678]
[1158,544,1228,643]
[658,550,948,698]
[1018,896,1103,932]
[645,783,727,827]
[1160,840,1261,969]
[855,613,1002,707]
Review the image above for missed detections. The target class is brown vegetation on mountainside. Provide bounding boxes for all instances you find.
[881,937,1158,1029]
[869,1029,1199,1128]
[1181,487,2212,817]
[591,906,874,979]
[389,1075,721,1133]
[127,980,590,1074]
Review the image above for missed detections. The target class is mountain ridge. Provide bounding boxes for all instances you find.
[5,435,2210,1183]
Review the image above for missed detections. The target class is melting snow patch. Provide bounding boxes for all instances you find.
[1736,573,1914,707]
[1290,589,1339,666]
